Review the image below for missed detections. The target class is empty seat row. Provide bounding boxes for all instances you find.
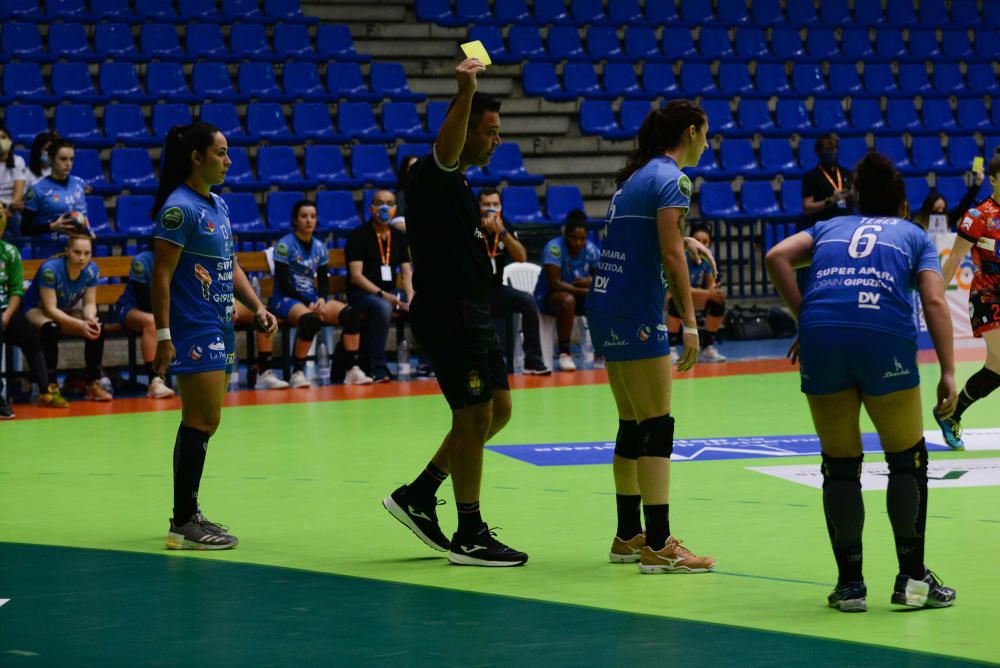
[0,22,366,64]
[470,24,998,64]
[0,61,418,105]
[0,0,314,25]
[417,0,992,30]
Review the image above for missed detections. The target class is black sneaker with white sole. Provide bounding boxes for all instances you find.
[447,524,528,567]
[0,401,14,419]
[382,485,449,552]
[891,569,956,608]
[166,512,238,550]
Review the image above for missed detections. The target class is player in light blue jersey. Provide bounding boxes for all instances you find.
[20,139,93,259]
[115,249,174,399]
[587,100,717,574]
[666,223,727,363]
[150,123,278,551]
[766,152,957,612]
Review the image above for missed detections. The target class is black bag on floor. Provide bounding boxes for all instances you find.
[723,305,774,340]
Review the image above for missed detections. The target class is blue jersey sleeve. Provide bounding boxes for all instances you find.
[23,185,40,215]
[129,252,152,284]
[542,239,562,266]
[656,172,691,211]
[37,261,59,289]
[913,234,941,286]
[273,238,292,266]
[585,242,600,274]
[85,262,100,288]
[153,204,198,248]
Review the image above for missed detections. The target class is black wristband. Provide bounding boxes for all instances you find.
[377,289,383,298]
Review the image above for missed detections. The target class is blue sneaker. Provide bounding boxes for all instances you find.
[828,581,867,612]
[933,408,965,450]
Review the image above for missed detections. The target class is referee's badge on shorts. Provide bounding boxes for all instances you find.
[468,370,483,397]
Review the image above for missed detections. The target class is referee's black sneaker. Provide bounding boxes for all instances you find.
[447,524,528,567]
[0,400,14,420]
[382,485,449,552]
[891,570,956,608]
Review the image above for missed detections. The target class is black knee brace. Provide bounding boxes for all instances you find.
[614,419,640,460]
[885,439,929,540]
[885,439,928,482]
[339,304,361,334]
[821,453,863,489]
[40,320,61,345]
[638,414,675,458]
[706,299,725,316]
[666,298,680,318]
[297,312,322,342]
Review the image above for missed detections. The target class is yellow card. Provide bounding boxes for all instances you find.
[460,40,491,66]
[972,156,984,173]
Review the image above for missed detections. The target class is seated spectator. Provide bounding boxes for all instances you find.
[479,187,549,375]
[0,125,27,244]
[22,234,111,401]
[347,189,414,383]
[114,248,175,398]
[0,202,67,417]
[20,139,94,259]
[666,223,727,363]
[913,170,985,233]
[25,131,54,189]
[534,210,600,371]
[269,199,369,387]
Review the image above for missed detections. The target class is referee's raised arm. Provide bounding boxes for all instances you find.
[435,58,486,168]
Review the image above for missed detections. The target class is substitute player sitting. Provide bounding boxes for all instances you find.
[666,223,726,363]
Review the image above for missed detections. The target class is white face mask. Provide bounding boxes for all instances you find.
[0,138,11,156]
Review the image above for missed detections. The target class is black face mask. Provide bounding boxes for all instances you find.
[819,149,838,167]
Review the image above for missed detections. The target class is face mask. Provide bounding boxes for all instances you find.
[0,139,10,156]
[481,207,500,217]
[376,204,394,224]
[40,153,50,167]
[819,149,838,167]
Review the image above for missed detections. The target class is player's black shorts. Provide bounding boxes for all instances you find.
[969,288,1000,338]
[410,294,509,410]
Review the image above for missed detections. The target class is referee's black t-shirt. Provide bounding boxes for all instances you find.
[405,149,494,302]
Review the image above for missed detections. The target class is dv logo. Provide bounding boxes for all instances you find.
[594,275,609,293]
[858,291,881,309]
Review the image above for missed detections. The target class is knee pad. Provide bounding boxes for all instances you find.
[40,320,60,344]
[339,304,361,334]
[638,414,674,458]
[821,453,863,489]
[885,439,928,482]
[666,298,680,318]
[614,419,640,460]
[706,299,725,316]
[297,312,322,342]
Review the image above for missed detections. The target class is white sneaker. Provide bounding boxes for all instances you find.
[669,346,679,363]
[344,365,374,385]
[698,345,727,363]
[557,353,577,372]
[254,369,290,390]
[289,370,311,388]
[147,376,175,399]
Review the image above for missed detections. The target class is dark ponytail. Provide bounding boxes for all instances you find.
[855,152,907,218]
[615,99,707,187]
[150,122,221,220]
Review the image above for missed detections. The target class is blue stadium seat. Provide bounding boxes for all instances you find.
[787,1,819,26]
[921,98,956,131]
[425,101,449,135]
[326,62,377,101]
[230,23,276,62]
[907,29,940,58]
[488,144,543,185]
[284,62,330,101]
[661,28,696,59]
[267,191,307,230]
[806,29,839,58]
[819,0,850,25]
[718,64,753,95]
[46,0,91,21]
[609,0,644,25]
[587,26,625,60]
[132,0,176,21]
[200,103,248,144]
[854,1,886,25]
[468,25,512,64]
[316,191,361,233]
[874,29,908,58]
[992,104,1000,130]
[904,177,930,212]
[699,27,733,58]
[1,0,43,21]
[828,63,862,95]
[2,23,51,62]
[917,0,947,26]
[247,103,304,144]
[886,0,917,26]
[564,63,604,97]
[792,63,826,95]
[645,0,678,24]
[257,146,317,191]
[382,102,434,143]
[755,63,790,95]
[974,29,1000,59]
[839,137,869,169]
[104,104,158,146]
[620,100,652,134]
[775,99,810,133]
[351,145,396,188]
[370,62,425,101]
[74,150,116,197]
[966,63,998,94]
[316,24,371,62]
[264,0,317,24]
[936,176,968,209]
[533,0,571,25]
[110,148,157,193]
[984,136,1000,162]
[734,27,768,58]
[952,0,981,26]
[579,100,629,140]
[947,136,980,171]
[292,103,345,144]
[115,195,156,238]
[759,139,799,175]
[337,102,391,143]
[85,197,112,237]
[221,0,265,21]
[415,0,461,26]
[886,99,921,131]
[545,185,586,222]
[548,26,586,61]
[396,143,430,169]
[55,104,112,148]
[720,139,757,174]
[849,98,885,131]
[741,181,780,217]
[48,23,95,62]
[932,63,965,95]
[702,100,735,133]
[140,24,184,60]
[508,26,547,59]
[193,62,245,103]
[145,62,196,103]
[911,136,948,172]
[3,63,56,105]
[494,0,531,24]
[813,99,848,132]
[501,186,544,224]
[274,24,319,62]
[863,63,897,93]
[737,99,774,132]
[455,0,492,24]
[680,0,714,24]
[956,99,989,130]
[688,145,718,178]
[680,63,716,95]
[305,145,362,189]
[603,63,646,98]
[874,136,911,171]
[239,62,286,102]
[698,182,739,219]
[467,163,500,187]
[717,0,750,24]
[5,105,47,146]
[771,28,804,58]
[221,193,264,234]
[52,63,105,104]
[572,0,611,25]
[178,0,222,21]
[898,63,931,94]
[641,63,678,95]
[100,63,154,103]
[222,147,264,192]
[750,0,782,25]
[841,28,874,59]
[94,23,138,61]
[781,180,802,215]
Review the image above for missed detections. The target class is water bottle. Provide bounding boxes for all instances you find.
[316,341,330,382]
[251,276,261,297]
[397,337,411,377]
[581,321,595,369]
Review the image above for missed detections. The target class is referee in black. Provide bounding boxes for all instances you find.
[382,56,527,567]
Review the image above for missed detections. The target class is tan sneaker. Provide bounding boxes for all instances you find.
[638,536,715,574]
[85,379,112,402]
[610,533,646,563]
[38,384,69,409]
[147,376,175,399]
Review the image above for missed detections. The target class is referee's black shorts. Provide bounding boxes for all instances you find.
[410,294,509,410]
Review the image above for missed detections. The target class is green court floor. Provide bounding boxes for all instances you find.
[1,361,998,665]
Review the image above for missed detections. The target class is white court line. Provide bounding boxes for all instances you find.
[0,599,9,607]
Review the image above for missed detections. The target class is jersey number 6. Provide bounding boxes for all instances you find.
[848,224,883,259]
